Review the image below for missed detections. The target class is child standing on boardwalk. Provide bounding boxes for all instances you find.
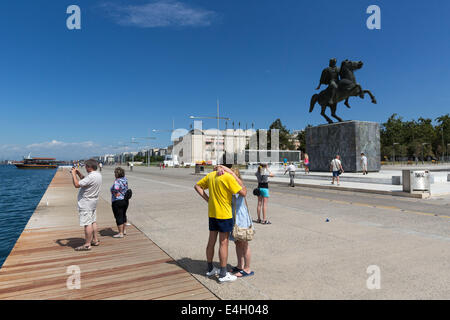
[229,167,254,278]
[194,164,247,282]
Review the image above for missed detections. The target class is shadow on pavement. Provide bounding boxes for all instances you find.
[55,238,85,249]
[168,257,234,279]
[99,228,117,237]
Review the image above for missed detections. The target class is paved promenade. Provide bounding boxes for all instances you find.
[97,166,450,299]
[0,169,217,300]
[2,165,450,299]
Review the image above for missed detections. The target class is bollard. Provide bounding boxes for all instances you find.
[392,176,401,185]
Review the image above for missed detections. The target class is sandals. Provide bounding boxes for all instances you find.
[237,270,254,278]
[232,266,243,273]
[75,245,91,251]
[256,219,271,224]
[113,233,124,238]
[91,240,100,246]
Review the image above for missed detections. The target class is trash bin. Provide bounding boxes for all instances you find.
[402,170,431,193]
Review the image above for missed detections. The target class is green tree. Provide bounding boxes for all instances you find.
[296,125,312,154]
[416,117,436,159]
[380,114,407,160]
[133,155,145,162]
[296,130,306,153]
[380,113,448,161]
[436,114,450,159]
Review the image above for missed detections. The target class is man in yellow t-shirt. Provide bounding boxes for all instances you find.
[194,165,247,282]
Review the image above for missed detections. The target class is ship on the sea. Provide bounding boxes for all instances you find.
[13,154,58,169]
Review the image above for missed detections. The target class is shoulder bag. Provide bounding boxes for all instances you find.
[232,197,255,241]
[124,189,132,200]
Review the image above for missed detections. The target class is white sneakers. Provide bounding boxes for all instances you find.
[206,267,220,277]
[206,268,237,282]
[218,272,237,282]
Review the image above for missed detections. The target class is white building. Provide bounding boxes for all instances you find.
[172,128,255,165]
[102,154,115,164]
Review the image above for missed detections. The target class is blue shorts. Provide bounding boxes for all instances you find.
[332,171,340,177]
[259,188,269,198]
[209,218,234,233]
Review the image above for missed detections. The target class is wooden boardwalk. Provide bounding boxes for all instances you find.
[0,169,217,300]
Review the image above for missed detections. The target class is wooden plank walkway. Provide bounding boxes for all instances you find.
[0,169,217,300]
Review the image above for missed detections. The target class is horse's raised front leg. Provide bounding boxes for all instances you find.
[320,105,333,124]
[363,90,377,104]
[330,104,343,122]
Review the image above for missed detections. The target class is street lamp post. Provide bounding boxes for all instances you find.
[130,138,140,169]
[422,143,429,164]
[153,122,175,164]
[189,100,231,165]
[393,142,400,165]
[447,143,450,163]
[117,144,129,165]
[135,135,156,167]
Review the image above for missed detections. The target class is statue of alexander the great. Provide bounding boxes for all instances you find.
[316,58,340,105]
[310,58,377,124]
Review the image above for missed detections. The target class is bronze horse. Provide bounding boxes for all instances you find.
[309,60,377,124]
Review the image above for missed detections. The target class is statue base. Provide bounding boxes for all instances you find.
[305,120,381,172]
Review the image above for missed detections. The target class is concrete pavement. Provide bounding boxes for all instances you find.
[98,166,450,299]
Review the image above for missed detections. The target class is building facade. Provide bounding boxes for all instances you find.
[172,128,255,165]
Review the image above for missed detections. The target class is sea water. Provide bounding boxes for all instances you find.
[0,165,56,268]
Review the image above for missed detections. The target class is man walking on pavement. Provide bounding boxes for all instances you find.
[284,162,297,187]
[360,153,368,175]
[330,155,344,186]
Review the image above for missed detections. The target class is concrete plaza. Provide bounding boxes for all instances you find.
[97,165,450,299]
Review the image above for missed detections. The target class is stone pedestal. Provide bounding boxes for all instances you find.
[305,121,380,172]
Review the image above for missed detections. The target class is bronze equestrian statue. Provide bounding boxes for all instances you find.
[310,59,377,124]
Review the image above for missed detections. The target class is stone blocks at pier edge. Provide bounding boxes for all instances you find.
[306,121,381,172]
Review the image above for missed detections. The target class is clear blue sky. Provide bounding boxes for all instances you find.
[1,0,449,159]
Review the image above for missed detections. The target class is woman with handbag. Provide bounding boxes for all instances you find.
[111,167,129,238]
[255,163,274,224]
[228,167,255,278]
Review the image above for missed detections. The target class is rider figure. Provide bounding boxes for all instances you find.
[316,58,340,105]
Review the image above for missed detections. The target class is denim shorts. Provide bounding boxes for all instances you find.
[209,217,234,233]
[259,188,270,198]
[332,171,340,177]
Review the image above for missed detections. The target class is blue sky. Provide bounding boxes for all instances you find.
[1,0,449,160]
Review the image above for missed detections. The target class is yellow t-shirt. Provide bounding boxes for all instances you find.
[196,171,242,220]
